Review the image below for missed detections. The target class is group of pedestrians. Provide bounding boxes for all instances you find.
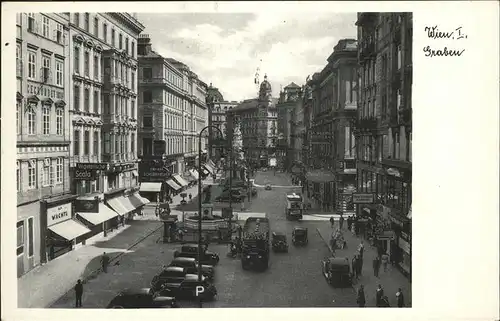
[356,284,405,307]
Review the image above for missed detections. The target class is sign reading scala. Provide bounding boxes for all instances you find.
[47,203,72,226]
[74,163,107,180]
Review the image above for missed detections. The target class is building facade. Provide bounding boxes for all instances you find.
[306,39,358,214]
[228,76,278,168]
[137,34,209,200]
[276,82,302,170]
[16,12,73,276]
[355,12,412,277]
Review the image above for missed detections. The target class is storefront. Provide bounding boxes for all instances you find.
[17,201,42,277]
[105,187,136,222]
[305,169,336,210]
[127,190,150,213]
[398,230,411,276]
[73,196,117,238]
[42,198,91,261]
[139,182,163,203]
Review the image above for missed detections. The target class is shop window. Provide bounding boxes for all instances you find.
[17,221,24,256]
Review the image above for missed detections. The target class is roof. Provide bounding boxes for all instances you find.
[285,82,300,89]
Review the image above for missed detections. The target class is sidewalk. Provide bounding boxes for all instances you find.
[316,223,412,307]
[17,221,163,308]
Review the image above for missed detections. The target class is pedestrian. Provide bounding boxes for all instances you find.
[358,241,365,259]
[396,288,405,307]
[188,193,193,201]
[101,252,110,273]
[351,255,358,279]
[373,255,381,277]
[376,284,384,307]
[329,216,335,228]
[381,252,389,272]
[356,253,363,277]
[356,285,366,307]
[347,216,352,231]
[74,279,83,308]
[339,214,344,230]
[120,215,125,227]
[178,229,184,242]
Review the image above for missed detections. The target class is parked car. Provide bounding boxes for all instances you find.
[174,244,220,266]
[151,267,189,291]
[321,257,352,287]
[271,232,289,253]
[106,288,177,308]
[265,184,272,190]
[163,274,217,301]
[169,257,215,280]
[215,190,245,203]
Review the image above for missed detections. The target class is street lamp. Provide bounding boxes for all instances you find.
[197,125,223,308]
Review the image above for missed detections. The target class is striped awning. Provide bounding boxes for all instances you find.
[166,179,181,190]
[140,182,162,192]
[77,203,119,225]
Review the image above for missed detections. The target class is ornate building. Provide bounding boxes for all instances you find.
[227,75,278,168]
[276,82,302,170]
[355,12,412,277]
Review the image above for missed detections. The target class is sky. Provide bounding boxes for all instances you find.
[138,12,357,102]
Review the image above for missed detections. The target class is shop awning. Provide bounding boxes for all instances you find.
[166,179,181,190]
[203,164,215,175]
[173,174,189,187]
[305,170,336,183]
[189,169,199,180]
[106,197,129,216]
[138,194,150,205]
[118,196,137,212]
[140,182,162,192]
[48,219,91,240]
[77,204,119,225]
[129,192,149,207]
[207,159,216,169]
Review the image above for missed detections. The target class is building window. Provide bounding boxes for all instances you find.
[28,217,34,257]
[55,157,63,183]
[131,72,135,91]
[103,23,108,42]
[74,13,80,26]
[28,159,37,189]
[131,99,135,119]
[28,51,36,80]
[93,55,99,80]
[119,33,123,49]
[74,47,80,73]
[131,133,135,153]
[143,67,152,79]
[131,41,135,57]
[84,131,90,155]
[93,16,99,36]
[93,131,99,155]
[27,106,36,135]
[74,130,80,155]
[74,85,80,111]
[84,13,90,32]
[103,132,110,154]
[125,37,129,55]
[17,161,21,191]
[42,105,50,135]
[55,108,63,136]
[111,29,115,47]
[143,91,152,103]
[42,55,51,83]
[42,158,51,186]
[143,115,153,128]
[42,15,50,38]
[56,22,63,44]
[84,51,90,76]
[17,221,24,256]
[56,60,63,86]
[93,90,99,114]
[17,102,21,135]
[84,88,90,112]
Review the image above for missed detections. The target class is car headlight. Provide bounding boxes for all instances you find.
[246,255,250,259]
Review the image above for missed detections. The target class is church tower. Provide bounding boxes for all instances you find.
[258,74,272,106]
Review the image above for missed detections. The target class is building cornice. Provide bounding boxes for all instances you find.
[106,13,145,34]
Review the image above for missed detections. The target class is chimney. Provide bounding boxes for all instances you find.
[138,34,152,56]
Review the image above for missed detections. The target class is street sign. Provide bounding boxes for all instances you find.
[352,193,375,204]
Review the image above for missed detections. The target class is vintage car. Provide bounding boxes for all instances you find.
[106,288,177,308]
[151,267,188,291]
[169,257,215,280]
[264,184,272,190]
[292,227,308,246]
[163,274,217,301]
[215,189,245,203]
[173,244,220,266]
[321,257,352,287]
[271,232,289,252]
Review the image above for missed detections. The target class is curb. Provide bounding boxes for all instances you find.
[316,228,335,256]
[47,223,164,308]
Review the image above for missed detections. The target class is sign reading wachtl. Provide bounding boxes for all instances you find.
[16,12,147,278]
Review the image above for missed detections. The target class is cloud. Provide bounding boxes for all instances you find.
[138,12,357,101]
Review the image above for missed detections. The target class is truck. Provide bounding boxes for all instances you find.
[241,216,270,271]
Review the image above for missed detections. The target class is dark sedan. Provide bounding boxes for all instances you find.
[106,288,177,309]
[173,244,220,266]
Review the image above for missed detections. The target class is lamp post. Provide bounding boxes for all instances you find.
[197,125,223,308]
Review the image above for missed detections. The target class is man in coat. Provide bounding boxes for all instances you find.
[376,284,384,307]
[396,288,405,307]
[74,279,83,308]
[351,255,359,280]
[373,255,381,277]
[329,216,335,228]
[356,285,366,307]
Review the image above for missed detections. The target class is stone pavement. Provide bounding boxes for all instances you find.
[17,221,163,308]
[317,223,412,307]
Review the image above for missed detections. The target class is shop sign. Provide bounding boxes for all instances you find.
[47,203,72,226]
[353,193,374,204]
[74,168,97,180]
[139,164,170,182]
[75,199,99,213]
[399,237,411,254]
[76,163,107,170]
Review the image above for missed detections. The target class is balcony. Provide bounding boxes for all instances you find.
[139,77,168,85]
[356,117,378,131]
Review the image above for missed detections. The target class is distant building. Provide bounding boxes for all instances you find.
[227,75,278,168]
[276,82,302,170]
[355,12,412,278]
